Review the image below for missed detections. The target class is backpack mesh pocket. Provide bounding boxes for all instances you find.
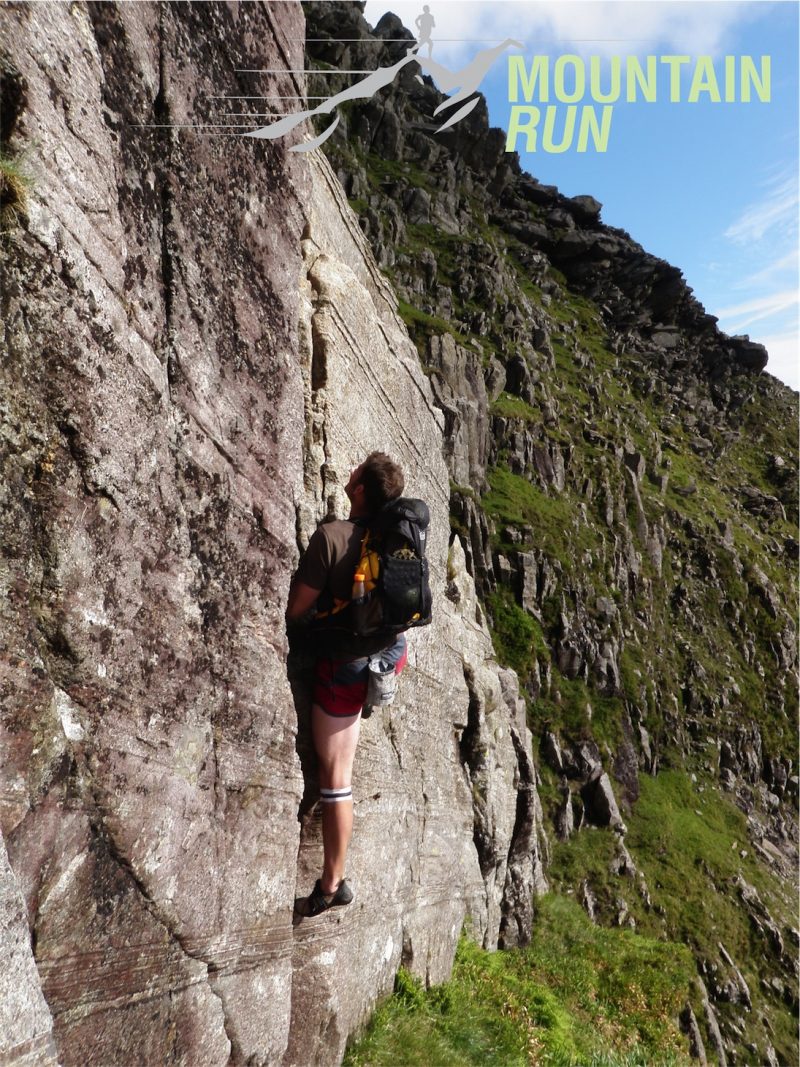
[381,555,427,625]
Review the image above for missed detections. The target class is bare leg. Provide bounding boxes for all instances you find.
[311,704,361,894]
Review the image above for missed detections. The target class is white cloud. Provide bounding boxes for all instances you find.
[715,289,798,329]
[724,175,799,244]
[736,250,798,289]
[363,1,765,63]
[716,166,799,389]
[756,331,799,391]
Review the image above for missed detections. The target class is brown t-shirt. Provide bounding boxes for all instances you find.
[295,519,364,605]
[294,519,395,658]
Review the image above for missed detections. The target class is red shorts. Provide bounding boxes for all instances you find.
[313,636,408,717]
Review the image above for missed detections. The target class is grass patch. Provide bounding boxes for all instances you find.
[483,464,600,563]
[344,897,694,1067]
[533,678,624,748]
[0,150,30,228]
[547,825,622,905]
[365,153,434,193]
[486,586,544,680]
[491,391,540,423]
[624,770,797,1062]
[396,298,470,348]
[626,771,791,950]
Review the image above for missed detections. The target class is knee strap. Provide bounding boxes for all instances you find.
[320,787,352,804]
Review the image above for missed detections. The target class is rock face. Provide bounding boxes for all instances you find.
[1,4,541,1065]
[2,3,308,1062]
[286,148,543,1065]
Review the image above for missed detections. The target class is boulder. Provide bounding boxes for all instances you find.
[581,771,625,830]
[729,336,768,373]
[567,194,602,224]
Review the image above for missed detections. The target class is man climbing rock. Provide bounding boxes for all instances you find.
[287,453,409,917]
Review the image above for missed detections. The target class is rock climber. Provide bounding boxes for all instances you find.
[286,452,408,917]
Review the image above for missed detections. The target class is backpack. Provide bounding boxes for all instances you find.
[315,498,433,639]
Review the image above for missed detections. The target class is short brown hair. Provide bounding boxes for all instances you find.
[359,452,404,513]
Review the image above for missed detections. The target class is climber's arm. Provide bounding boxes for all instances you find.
[286,579,322,623]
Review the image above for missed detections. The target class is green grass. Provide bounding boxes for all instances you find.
[0,150,31,228]
[626,771,792,949]
[548,820,624,891]
[344,896,695,1067]
[483,464,602,565]
[486,586,543,679]
[533,679,625,748]
[491,391,541,423]
[396,298,471,349]
[364,153,435,193]
[623,770,797,1063]
[544,770,798,1064]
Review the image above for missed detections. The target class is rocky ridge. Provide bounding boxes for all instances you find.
[303,2,799,1064]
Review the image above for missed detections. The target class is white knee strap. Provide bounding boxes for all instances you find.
[320,787,352,804]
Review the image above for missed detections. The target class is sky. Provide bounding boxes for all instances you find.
[361,0,799,390]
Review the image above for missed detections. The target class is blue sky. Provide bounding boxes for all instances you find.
[362,1,799,389]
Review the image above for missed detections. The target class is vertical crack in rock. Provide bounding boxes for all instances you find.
[458,665,492,879]
[207,668,226,873]
[62,8,235,1054]
[498,725,537,949]
[299,236,331,515]
[153,7,176,400]
[0,54,27,144]
[293,502,304,559]
[260,3,306,103]
[386,716,404,769]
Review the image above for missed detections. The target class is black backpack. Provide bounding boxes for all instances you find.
[316,498,433,638]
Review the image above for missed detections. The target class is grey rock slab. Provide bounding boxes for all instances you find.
[679,1002,708,1065]
[581,772,625,830]
[286,149,542,1066]
[0,832,58,1065]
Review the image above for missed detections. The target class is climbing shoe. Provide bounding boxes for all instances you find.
[295,878,354,918]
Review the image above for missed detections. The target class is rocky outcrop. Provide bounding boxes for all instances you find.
[1,4,542,1065]
[445,538,545,949]
[426,334,491,492]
